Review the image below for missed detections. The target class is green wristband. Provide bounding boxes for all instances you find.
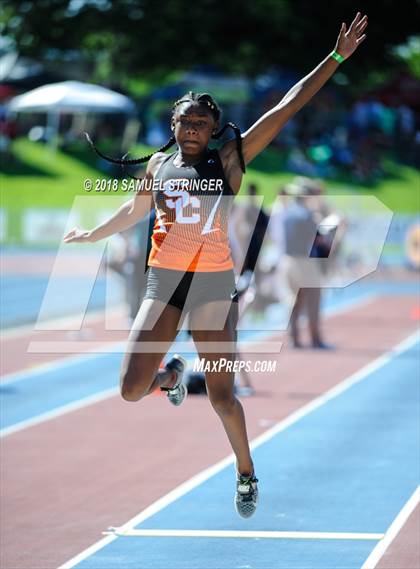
[331,50,345,64]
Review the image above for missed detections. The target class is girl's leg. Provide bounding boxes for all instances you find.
[189,300,254,476]
[120,298,184,401]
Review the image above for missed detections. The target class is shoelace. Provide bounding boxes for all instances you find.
[238,475,258,484]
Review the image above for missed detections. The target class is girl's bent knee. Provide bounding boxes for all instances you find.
[120,367,153,401]
[120,383,145,402]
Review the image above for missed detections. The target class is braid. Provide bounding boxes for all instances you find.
[119,152,143,181]
[212,122,246,174]
[84,132,176,166]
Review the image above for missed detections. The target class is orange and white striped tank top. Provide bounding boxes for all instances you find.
[148,148,234,272]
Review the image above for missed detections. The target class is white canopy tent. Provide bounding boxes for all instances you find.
[7,81,139,149]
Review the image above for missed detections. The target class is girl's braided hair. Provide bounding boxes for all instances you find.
[85,91,245,173]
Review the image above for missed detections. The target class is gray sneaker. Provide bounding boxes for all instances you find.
[235,474,259,518]
[160,354,188,406]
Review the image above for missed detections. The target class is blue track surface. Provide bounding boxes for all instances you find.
[0,353,122,428]
[75,537,376,569]
[72,338,419,569]
[1,274,124,328]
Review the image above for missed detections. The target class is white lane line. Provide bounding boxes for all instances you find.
[0,387,119,438]
[361,486,420,569]
[58,329,419,569]
[104,528,385,540]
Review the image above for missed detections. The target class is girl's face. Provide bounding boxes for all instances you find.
[172,103,217,155]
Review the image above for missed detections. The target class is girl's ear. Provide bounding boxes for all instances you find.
[171,117,175,132]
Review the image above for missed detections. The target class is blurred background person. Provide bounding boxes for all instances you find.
[281,178,331,349]
[296,176,347,281]
[267,185,290,300]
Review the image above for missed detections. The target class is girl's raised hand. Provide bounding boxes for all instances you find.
[335,12,368,60]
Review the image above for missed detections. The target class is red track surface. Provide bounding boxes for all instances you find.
[376,504,420,569]
[1,294,419,569]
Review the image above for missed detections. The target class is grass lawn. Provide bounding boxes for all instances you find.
[1,139,419,219]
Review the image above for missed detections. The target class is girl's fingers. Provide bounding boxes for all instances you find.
[63,228,81,242]
[348,11,361,33]
[356,34,367,45]
[355,17,368,33]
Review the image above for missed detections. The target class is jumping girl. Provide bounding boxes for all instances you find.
[64,13,367,518]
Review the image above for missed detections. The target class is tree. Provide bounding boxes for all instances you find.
[1,0,419,89]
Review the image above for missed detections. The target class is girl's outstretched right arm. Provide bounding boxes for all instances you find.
[63,154,163,244]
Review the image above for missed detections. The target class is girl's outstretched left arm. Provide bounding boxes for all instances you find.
[241,12,367,165]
